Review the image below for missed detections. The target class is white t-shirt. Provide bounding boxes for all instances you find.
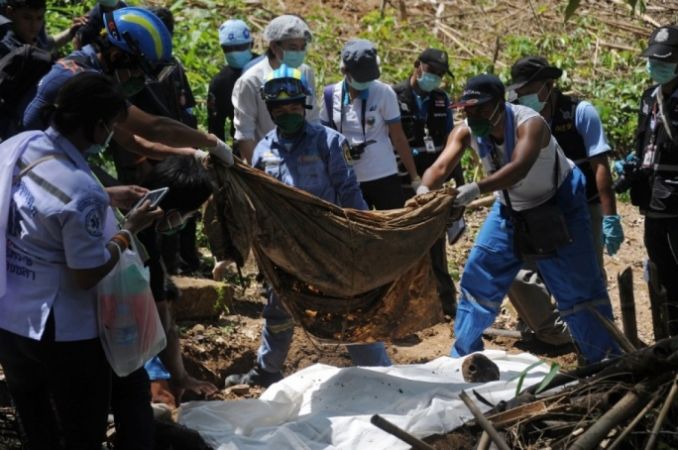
[470,104,573,211]
[320,80,401,183]
[232,56,319,143]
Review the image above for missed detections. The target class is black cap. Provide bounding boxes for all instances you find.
[418,48,452,76]
[341,39,380,82]
[507,56,563,92]
[642,26,678,62]
[451,74,505,109]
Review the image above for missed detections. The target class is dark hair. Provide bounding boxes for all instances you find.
[148,6,173,35]
[144,156,213,213]
[47,72,128,141]
[6,0,45,10]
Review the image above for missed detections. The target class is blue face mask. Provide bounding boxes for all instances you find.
[348,78,373,91]
[517,83,548,112]
[647,59,678,85]
[281,50,306,68]
[417,72,442,92]
[225,49,252,69]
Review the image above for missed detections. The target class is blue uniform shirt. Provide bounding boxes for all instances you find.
[252,122,368,210]
[23,45,102,131]
[0,127,114,341]
[574,101,611,159]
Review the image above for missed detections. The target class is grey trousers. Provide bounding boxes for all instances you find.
[507,203,604,346]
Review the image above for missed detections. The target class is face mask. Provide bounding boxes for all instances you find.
[517,84,548,112]
[115,69,146,97]
[86,125,114,155]
[348,78,373,91]
[273,112,305,134]
[281,50,306,68]
[647,59,678,85]
[225,49,252,69]
[417,72,442,92]
[467,102,501,138]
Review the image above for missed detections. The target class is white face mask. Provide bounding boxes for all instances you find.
[517,83,549,112]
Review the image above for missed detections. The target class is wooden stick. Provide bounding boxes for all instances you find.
[467,195,495,210]
[459,391,511,450]
[370,415,436,450]
[482,328,522,339]
[587,305,637,354]
[476,431,491,450]
[644,375,678,450]
[607,395,660,450]
[618,267,639,347]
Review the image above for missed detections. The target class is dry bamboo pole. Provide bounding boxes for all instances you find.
[475,431,491,450]
[587,305,637,354]
[482,328,522,339]
[370,415,435,450]
[459,390,511,450]
[643,374,678,450]
[568,374,671,450]
[607,395,660,450]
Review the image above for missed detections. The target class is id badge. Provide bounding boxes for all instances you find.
[424,137,436,153]
[642,143,656,169]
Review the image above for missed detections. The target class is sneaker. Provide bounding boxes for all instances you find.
[224,365,283,388]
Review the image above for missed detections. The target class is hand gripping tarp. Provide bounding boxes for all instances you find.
[205,161,458,343]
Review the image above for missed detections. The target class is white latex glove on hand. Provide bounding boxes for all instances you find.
[453,182,480,206]
[206,136,234,166]
[416,184,430,195]
[212,260,229,281]
[410,176,422,192]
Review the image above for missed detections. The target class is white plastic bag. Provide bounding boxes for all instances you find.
[97,247,166,377]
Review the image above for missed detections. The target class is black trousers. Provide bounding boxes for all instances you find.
[0,315,110,450]
[112,368,154,450]
[359,174,406,210]
[645,217,678,336]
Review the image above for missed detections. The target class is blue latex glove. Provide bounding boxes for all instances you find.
[613,153,639,176]
[602,215,624,256]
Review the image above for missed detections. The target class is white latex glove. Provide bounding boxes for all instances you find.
[415,184,430,195]
[212,260,229,281]
[206,137,234,166]
[453,182,480,206]
[410,176,422,192]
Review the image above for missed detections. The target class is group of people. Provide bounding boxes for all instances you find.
[0,0,676,448]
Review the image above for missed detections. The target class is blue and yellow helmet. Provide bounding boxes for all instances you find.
[104,7,172,65]
[261,65,311,104]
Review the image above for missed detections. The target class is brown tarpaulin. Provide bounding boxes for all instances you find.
[204,160,458,343]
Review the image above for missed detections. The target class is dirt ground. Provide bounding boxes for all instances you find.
[179,200,652,404]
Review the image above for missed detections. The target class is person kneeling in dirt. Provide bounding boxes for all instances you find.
[221,66,392,388]
[417,74,620,364]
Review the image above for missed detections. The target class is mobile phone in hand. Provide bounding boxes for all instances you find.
[131,187,169,211]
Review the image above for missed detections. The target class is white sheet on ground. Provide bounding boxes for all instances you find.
[179,350,549,450]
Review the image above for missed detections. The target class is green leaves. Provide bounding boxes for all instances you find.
[511,360,561,397]
[565,0,645,21]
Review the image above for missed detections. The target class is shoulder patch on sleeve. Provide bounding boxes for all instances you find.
[77,196,105,238]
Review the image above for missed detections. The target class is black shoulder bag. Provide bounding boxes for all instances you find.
[500,151,573,261]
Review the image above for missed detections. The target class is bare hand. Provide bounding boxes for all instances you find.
[123,200,164,234]
[171,375,218,402]
[69,15,88,35]
[106,185,148,209]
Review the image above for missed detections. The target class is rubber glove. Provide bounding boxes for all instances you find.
[453,182,480,206]
[410,176,422,192]
[415,184,430,195]
[602,215,624,256]
[205,137,234,166]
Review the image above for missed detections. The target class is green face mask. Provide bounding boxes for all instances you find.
[273,112,305,134]
[467,101,501,138]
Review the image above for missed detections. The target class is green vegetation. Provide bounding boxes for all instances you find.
[46,0,649,173]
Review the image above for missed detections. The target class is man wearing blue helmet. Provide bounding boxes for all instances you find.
[208,19,258,141]
[23,6,233,166]
[219,66,392,388]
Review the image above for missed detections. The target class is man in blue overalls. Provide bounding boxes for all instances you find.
[418,74,620,364]
[223,66,392,387]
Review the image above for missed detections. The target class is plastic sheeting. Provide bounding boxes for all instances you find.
[179,351,549,450]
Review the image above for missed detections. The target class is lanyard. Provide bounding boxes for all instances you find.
[340,84,368,141]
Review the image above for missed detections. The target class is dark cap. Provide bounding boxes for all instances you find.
[418,48,452,76]
[341,39,380,82]
[642,26,678,62]
[507,56,563,91]
[451,74,505,108]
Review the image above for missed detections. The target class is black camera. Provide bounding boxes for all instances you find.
[613,158,647,194]
[349,140,376,160]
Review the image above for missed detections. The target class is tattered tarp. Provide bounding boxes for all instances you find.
[179,351,550,450]
[205,161,459,343]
